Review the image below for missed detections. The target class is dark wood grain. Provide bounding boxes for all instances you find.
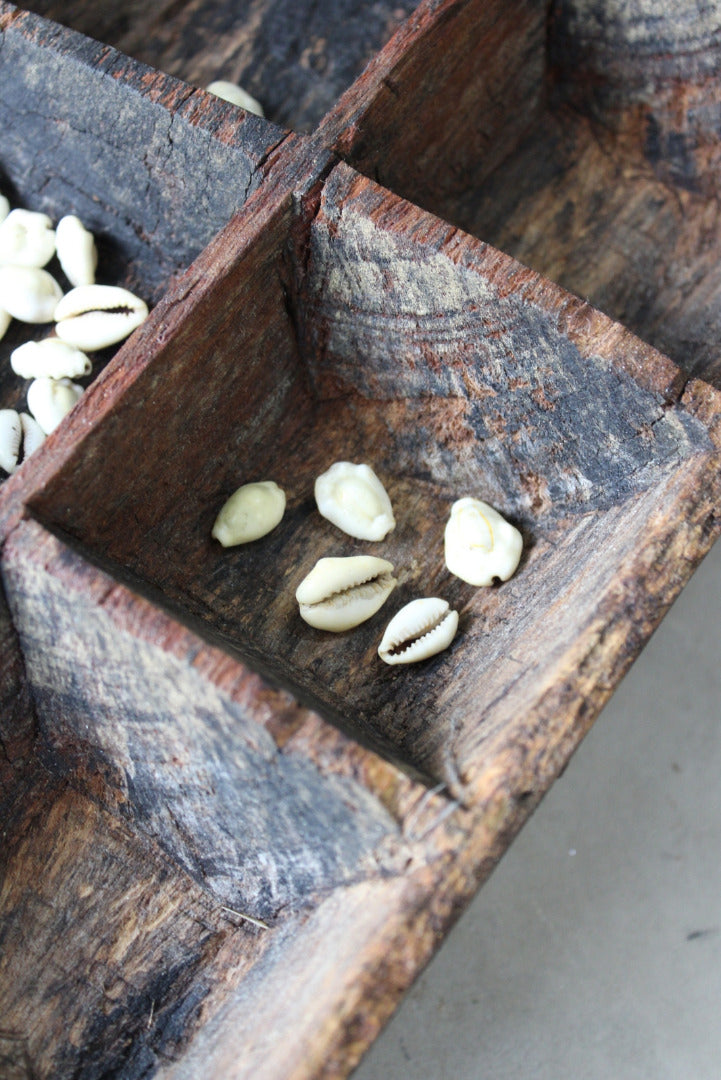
[1,2,721,1077]
[326,0,547,202]
[3,517,402,921]
[327,0,721,390]
[24,162,721,792]
[0,778,280,1077]
[0,2,292,428]
[0,5,288,301]
[22,0,420,132]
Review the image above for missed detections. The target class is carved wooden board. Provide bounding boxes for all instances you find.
[1,2,721,1078]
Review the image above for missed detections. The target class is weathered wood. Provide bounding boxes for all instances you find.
[24,161,721,792]
[0,672,572,1080]
[22,0,420,132]
[0,1,314,556]
[0,579,37,826]
[0,778,280,1076]
[0,5,288,300]
[3,518,403,920]
[0,1,721,1077]
[326,0,547,199]
[0,2,293,427]
[326,0,721,389]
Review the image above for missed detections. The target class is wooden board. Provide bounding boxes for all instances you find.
[1,1,721,1078]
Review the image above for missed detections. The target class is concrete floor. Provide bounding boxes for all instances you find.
[354,536,721,1079]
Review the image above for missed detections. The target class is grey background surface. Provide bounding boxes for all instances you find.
[353,535,721,1079]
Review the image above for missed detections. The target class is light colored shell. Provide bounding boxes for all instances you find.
[0,195,9,224]
[11,338,92,380]
[212,480,286,546]
[0,208,55,268]
[296,555,396,632]
[378,597,459,665]
[55,215,98,287]
[27,377,83,434]
[206,80,264,117]
[0,409,21,474]
[444,497,523,586]
[0,266,63,323]
[19,412,46,459]
[0,307,11,342]
[315,461,395,541]
[54,285,148,350]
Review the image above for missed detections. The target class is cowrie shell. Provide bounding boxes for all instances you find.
[296,555,396,632]
[55,215,98,287]
[444,497,523,586]
[0,195,9,224]
[315,462,395,541]
[206,80,264,117]
[0,266,63,323]
[54,285,148,350]
[378,597,459,665]
[0,409,21,473]
[0,307,10,342]
[0,208,55,268]
[27,377,83,434]
[11,338,92,380]
[212,480,286,546]
[19,412,46,459]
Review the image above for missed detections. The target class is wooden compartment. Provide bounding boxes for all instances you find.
[0,4,293,418]
[326,0,721,389]
[21,160,721,792]
[22,0,422,131]
[2,1,721,1077]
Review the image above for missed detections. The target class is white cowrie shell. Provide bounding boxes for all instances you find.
[212,480,286,546]
[0,266,63,323]
[0,307,11,341]
[27,377,83,435]
[54,285,148,350]
[55,215,98,287]
[19,412,46,459]
[378,597,459,665]
[296,556,396,632]
[444,497,523,587]
[315,462,395,541]
[11,338,92,380]
[0,195,10,223]
[0,208,56,268]
[0,409,21,473]
[206,80,265,117]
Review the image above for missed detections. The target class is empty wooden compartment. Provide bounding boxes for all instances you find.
[16,155,721,796]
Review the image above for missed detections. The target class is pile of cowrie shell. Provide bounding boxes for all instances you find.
[212,461,524,667]
[0,196,149,475]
